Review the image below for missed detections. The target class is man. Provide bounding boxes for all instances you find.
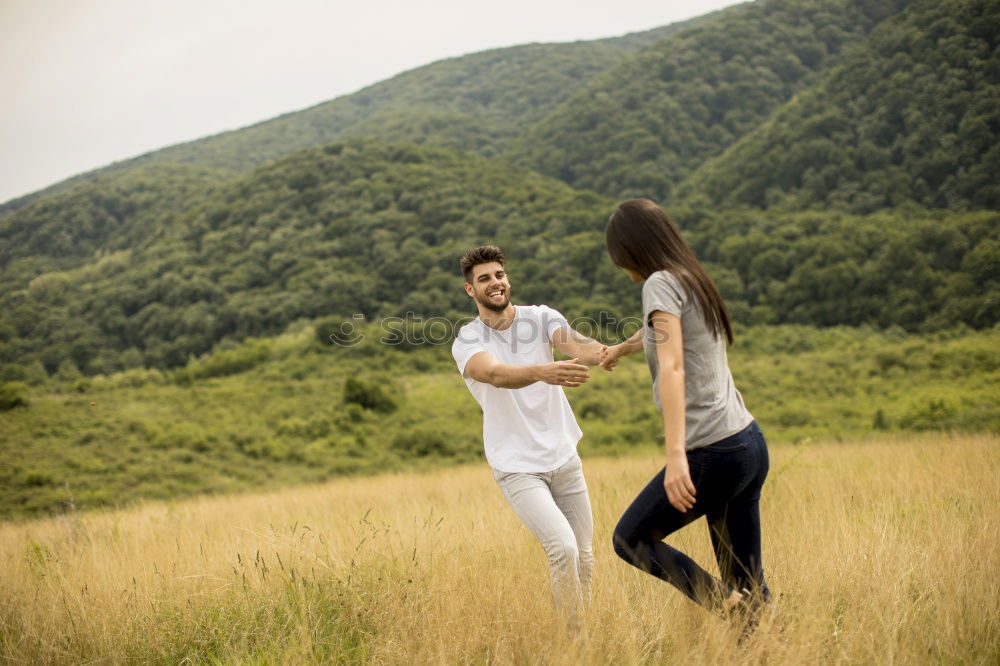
[450,245,605,632]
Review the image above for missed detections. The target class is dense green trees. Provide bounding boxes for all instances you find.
[684,208,999,329]
[0,142,619,373]
[0,140,996,376]
[0,165,226,290]
[680,0,1000,211]
[508,0,912,201]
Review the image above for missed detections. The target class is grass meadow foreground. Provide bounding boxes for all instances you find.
[1,434,998,664]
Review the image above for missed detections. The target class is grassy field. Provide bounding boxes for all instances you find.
[1,323,998,520]
[1,433,997,664]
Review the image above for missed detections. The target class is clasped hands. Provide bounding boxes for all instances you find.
[598,342,629,372]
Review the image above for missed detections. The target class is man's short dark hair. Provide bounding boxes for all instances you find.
[460,245,506,283]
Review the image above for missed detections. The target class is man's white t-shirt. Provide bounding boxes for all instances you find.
[451,304,583,473]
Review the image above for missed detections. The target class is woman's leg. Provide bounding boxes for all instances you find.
[707,512,738,592]
[715,425,771,602]
[612,453,730,609]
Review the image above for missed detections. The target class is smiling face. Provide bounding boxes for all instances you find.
[465,261,511,313]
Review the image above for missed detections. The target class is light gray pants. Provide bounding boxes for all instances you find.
[493,452,594,626]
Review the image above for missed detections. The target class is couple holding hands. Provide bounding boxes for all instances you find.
[451,198,771,636]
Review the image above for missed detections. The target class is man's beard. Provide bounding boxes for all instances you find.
[475,287,511,313]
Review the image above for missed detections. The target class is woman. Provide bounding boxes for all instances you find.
[600,198,771,627]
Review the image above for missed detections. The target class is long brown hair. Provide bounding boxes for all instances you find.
[606,198,734,344]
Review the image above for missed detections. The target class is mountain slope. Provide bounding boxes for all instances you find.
[507,0,912,201]
[0,164,229,299]
[678,0,1000,211]
[1,139,996,377]
[0,18,710,217]
[0,141,623,373]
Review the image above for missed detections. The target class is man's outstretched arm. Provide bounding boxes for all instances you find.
[464,351,590,389]
[552,327,604,366]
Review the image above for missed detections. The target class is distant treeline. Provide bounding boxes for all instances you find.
[0,142,996,376]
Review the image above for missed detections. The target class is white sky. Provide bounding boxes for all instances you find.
[0,0,743,204]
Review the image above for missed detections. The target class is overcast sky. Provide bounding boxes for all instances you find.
[0,0,743,204]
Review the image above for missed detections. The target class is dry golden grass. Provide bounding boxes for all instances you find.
[1,433,998,664]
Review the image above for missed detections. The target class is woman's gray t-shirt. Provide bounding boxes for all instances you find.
[642,270,753,451]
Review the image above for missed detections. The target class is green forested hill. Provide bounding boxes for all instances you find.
[679,0,1000,212]
[0,16,711,217]
[1,0,999,379]
[0,164,228,272]
[507,0,912,201]
[0,141,623,373]
[1,140,997,377]
[5,0,997,220]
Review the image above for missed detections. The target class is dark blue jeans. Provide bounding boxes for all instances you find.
[612,421,771,610]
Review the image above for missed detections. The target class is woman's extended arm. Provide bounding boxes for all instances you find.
[598,328,644,371]
[649,311,695,512]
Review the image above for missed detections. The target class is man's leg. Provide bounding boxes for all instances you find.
[493,468,584,626]
[549,453,594,607]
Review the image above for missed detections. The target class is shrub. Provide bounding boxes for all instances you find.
[152,423,210,451]
[0,382,28,410]
[338,404,366,424]
[315,317,368,348]
[276,417,331,439]
[391,429,455,457]
[54,360,82,382]
[0,364,28,383]
[899,399,957,431]
[344,377,396,413]
[120,348,144,370]
[178,340,271,382]
[874,351,908,373]
[578,400,612,419]
[23,471,53,487]
[777,409,811,427]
